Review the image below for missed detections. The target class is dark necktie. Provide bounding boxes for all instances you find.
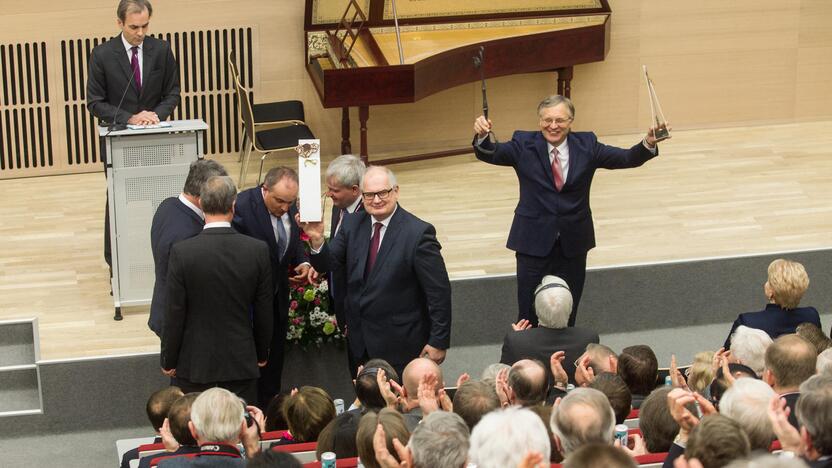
[130,46,142,94]
[365,222,383,277]
[275,216,287,261]
[551,148,564,192]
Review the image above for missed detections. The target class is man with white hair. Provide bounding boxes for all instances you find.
[729,325,773,376]
[817,348,832,375]
[157,387,261,466]
[469,407,551,468]
[372,411,470,468]
[550,387,615,456]
[719,377,777,450]
[500,275,599,385]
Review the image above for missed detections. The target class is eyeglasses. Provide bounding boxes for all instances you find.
[540,117,573,127]
[362,187,395,201]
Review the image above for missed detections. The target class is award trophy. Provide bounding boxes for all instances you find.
[643,65,670,141]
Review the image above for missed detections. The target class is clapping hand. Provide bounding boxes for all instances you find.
[512,319,533,331]
[377,369,404,409]
[373,423,412,468]
[549,351,569,388]
[575,355,596,387]
[670,354,690,391]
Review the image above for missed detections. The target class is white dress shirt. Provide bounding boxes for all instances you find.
[178,194,204,220]
[547,139,571,180]
[204,221,230,229]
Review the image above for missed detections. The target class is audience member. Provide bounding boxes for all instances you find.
[796,322,832,354]
[563,443,637,468]
[617,345,658,408]
[718,377,776,451]
[768,374,832,467]
[263,393,288,432]
[763,334,817,429]
[725,454,809,468]
[588,372,632,424]
[245,451,302,468]
[709,363,758,408]
[315,411,361,460]
[121,386,184,468]
[639,387,679,453]
[281,386,335,443]
[686,351,716,394]
[469,407,551,468]
[452,380,500,431]
[480,363,510,381]
[724,259,820,349]
[409,411,470,468]
[157,387,261,467]
[508,359,549,407]
[728,326,772,376]
[357,409,410,468]
[817,348,832,376]
[400,358,443,422]
[682,414,751,468]
[582,343,619,376]
[500,275,599,385]
[140,393,200,468]
[353,359,401,413]
[550,388,615,456]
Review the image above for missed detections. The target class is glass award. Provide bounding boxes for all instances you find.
[643,65,670,141]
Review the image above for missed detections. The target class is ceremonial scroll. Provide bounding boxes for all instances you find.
[296,140,323,222]
[643,65,670,141]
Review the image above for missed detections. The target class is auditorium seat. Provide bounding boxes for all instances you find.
[137,442,166,459]
[273,441,318,463]
[116,436,157,465]
[624,408,640,428]
[303,457,359,468]
[635,452,668,467]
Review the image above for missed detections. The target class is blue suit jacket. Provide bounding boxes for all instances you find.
[149,197,203,336]
[724,303,821,349]
[474,131,658,258]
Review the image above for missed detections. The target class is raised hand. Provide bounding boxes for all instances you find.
[455,373,470,388]
[495,367,511,407]
[417,372,441,415]
[373,423,412,468]
[767,395,802,453]
[549,351,569,387]
[474,115,493,138]
[670,354,690,391]
[575,355,596,387]
[377,369,403,408]
[293,213,326,249]
[512,319,532,331]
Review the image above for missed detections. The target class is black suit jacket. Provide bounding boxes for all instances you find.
[500,325,599,385]
[723,304,821,349]
[328,203,364,329]
[87,34,180,124]
[310,206,452,367]
[149,197,203,337]
[161,227,273,383]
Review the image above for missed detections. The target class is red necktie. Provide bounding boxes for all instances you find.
[551,149,564,192]
[131,46,142,94]
[365,222,383,277]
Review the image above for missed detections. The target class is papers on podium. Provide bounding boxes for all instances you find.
[296,139,323,222]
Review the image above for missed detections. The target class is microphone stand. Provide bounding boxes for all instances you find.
[105,67,136,134]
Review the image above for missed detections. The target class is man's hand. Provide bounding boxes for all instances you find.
[127,110,160,125]
[307,266,320,285]
[420,344,446,364]
[549,351,569,388]
[645,123,671,147]
[670,354,690,391]
[767,395,802,453]
[456,373,470,389]
[246,405,266,435]
[666,388,714,443]
[575,355,596,387]
[511,319,532,331]
[615,433,647,458]
[160,418,180,452]
[517,451,547,468]
[161,367,176,377]
[290,263,311,285]
[257,360,268,368]
[474,115,493,138]
[377,369,404,409]
[373,423,412,468]
[495,367,511,407]
[239,410,261,456]
[417,372,440,416]
[294,213,326,249]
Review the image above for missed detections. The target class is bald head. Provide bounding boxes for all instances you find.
[403,358,443,402]
[509,359,548,406]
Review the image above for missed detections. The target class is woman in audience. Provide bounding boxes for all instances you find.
[356,408,410,468]
[264,392,288,432]
[723,258,820,349]
[795,322,832,354]
[315,411,361,460]
[686,351,715,394]
[276,386,336,445]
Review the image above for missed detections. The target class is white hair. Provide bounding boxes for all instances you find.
[189,388,244,444]
[534,275,572,329]
[817,348,832,376]
[550,387,615,455]
[480,363,510,381]
[469,407,550,468]
[326,154,366,187]
[730,326,773,376]
[410,411,470,468]
[361,165,397,190]
[719,377,776,450]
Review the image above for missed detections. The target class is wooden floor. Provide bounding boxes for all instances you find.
[1,121,830,360]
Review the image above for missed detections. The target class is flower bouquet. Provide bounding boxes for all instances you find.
[286,278,344,348]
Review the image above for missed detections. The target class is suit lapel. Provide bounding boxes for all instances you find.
[141,38,156,99]
[252,189,279,254]
[353,213,371,282]
[564,133,583,186]
[534,133,555,188]
[110,36,139,96]
[365,207,402,284]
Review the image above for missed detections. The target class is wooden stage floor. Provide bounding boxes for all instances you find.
[1,121,830,360]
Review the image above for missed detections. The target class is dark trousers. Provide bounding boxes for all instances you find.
[176,377,258,405]
[257,298,288,409]
[516,239,586,327]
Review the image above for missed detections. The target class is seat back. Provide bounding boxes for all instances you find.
[232,74,261,152]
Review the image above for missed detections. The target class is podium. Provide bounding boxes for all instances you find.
[99,120,208,320]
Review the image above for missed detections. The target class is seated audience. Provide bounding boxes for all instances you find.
[681,414,751,468]
[508,359,549,407]
[588,372,632,425]
[728,325,773,377]
[639,387,679,453]
[763,334,817,429]
[399,358,443,423]
[280,386,335,444]
[315,411,361,460]
[718,377,776,451]
[817,348,832,376]
[140,393,200,468]
[550,388,615,457]
[527,404,558,462]
[245,451,302,468]
[157,387,261,466]
[563,443,637,468]
[480,362,510,381]
[122,386,184,468]
[263,393,289,433]
[357,408,410,468]
[723,258,820,349]
[499,275,599,384]
[724,454,809,468]
[617,345,658,408]
[686,351,716,394]
[768,374,832,467]
[353,359,401,413]
[469,407,551,468]
[709,363,758,408]
[452,380,500,431]
[796,322,832,354]
[409,411,470,468]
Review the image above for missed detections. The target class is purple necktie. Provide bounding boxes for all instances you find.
[130,46,142,94]
[365,222,383,277]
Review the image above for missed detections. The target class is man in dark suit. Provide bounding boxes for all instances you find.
[324,154,366,329]
[299,166,452,378]
[161,176,272,404]
[500,275,599,386]
[149,160,227,338]
[473,95,666,326]
[232,166,311,408]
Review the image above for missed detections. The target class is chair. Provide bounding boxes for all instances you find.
[273,441,318,463]
[137,442,166,459]
[304,457,360,468]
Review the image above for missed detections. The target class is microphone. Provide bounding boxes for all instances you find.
[106,67,136,132]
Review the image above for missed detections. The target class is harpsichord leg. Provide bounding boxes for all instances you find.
[341,107,352,155]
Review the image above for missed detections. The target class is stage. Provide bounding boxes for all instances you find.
[0,121,831,361]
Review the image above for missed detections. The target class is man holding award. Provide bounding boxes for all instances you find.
[473,94,669,327]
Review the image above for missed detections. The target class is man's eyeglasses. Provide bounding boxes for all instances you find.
[540,117,573,127]
[362,187,396,201]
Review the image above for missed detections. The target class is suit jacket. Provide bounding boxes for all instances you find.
[310,205,452,367]
[328,203,364,329]
[139,446,200,468]
[87,34,180,124]
[474,131,658,258]
[161,227,273,383]
[149,197,203,337]
[723,304,821,349]
[500,325,599,385]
